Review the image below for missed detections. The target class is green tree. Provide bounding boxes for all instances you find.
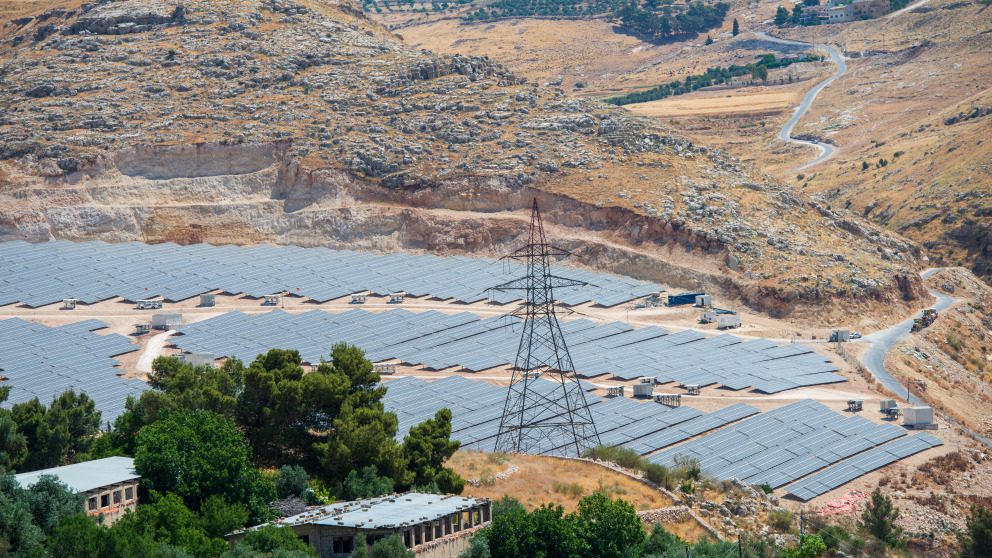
[959,504,992,558]
[775,5,790,25]
[0,387,27,472]
[11,390,102,471]
[859,488,902,547]
[343,466,395,500]
[227,524,315,556]
[0,473,83,556]
[117,490,225,557]
[199,495,250,539]
[351,534,373,558]
[705,35,714,45]
[458,535,491,558]
[732,18,739,35]
[134,409,275,522]
[369,533,415,558]
[275,465,310,500]
[577,492,644,558]
[642,523,681,555]
[402,409,464,494]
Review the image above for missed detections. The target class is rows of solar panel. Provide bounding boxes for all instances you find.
[785,433,943,501]
[172,309,844,393]
[0,240,659,308]
[0,318,143,422]
[647,400,912,488]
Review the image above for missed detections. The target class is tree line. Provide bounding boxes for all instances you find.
[0,344,465,556]
[604,53,823,106]
[614,1,730,43]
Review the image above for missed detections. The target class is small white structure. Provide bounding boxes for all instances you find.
[351,293,367,304]
[832,329,850,342]
[717,315,741,329]
[135,323,151,335]
[136,299,163,310]
[879,399,897,411]
[389,292,406,304]
[199,293,216,307]
[694,294,712,307]
[178,353,215,367]
[700,310,717,324]
[263,294,281,306]
[903,406,935,427]
[373,363,397,375]
[152,313,182,330]
[62,298,78,310]
[632,383,654,398]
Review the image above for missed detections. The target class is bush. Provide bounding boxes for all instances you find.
[582,445,644,470]
[862,161,870,171]
[552,482,584,497]
[643,463,673,490]
[672,455,702,481]
[758,483,774,494]
[343,466,394,500]
[769,509,795,533]
[275,465,309,499]
[679,481,695,494]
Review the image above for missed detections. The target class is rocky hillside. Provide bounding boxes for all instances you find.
[0,0,929,319]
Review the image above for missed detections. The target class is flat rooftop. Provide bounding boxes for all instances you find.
[13,457,139,493]
[276,492,490,530]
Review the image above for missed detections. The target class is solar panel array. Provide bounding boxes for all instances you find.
[173,309,844,393]
[0,319,144,422]
[0,240,660,308]
[381,376,758,456]
[647,400,911,488]
[785,433,943,501]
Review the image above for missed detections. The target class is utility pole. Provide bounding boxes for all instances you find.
[800,509,806,540]
[738,534,743,558]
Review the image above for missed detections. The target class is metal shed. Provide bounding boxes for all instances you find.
[151,313,182,330]
[199,294,215,307]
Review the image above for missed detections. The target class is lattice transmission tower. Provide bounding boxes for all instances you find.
[493,199,601,456]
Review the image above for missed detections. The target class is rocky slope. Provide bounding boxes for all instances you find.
[0,0,929,319]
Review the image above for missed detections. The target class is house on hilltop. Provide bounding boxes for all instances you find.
[803,0,890,23]
[228,492,492,558]
[12,456,141,525]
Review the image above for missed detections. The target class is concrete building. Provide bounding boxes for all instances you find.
[229,493,492,558]
[803,0,889,23]
[13,457,141,525]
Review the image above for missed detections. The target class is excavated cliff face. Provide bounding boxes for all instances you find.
[0,0,930,319]
[1,140,928,319]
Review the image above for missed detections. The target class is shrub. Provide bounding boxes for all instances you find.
[552,482,584,497]
[862,161,870,171]
[643,463,673,490]
[582,445,644,470]
[672,455,702,481]
[758,483,774,494]
[679,481,695,494]
[274,465,309,499]
[769,509,794,533]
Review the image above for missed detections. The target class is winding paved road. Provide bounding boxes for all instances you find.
[753,32,847,170]
[859,268,992,448]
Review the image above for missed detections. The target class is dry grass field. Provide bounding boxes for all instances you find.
[448,451,674,513]
[628,90,800,117]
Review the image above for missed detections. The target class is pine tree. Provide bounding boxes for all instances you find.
[732,18,739,35]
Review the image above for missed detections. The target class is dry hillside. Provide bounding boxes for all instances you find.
[0,0,934,320]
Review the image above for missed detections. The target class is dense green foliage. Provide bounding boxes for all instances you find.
[603,53,822,106]
[479,493,644,558]
[100,345,463,497]
[960,504,992,558]
[343,466,396,500]
[581,444,703,490]
[135,409,276,523]
[350,533,415,558]
[0,474,83,555]
[4,389,102,472]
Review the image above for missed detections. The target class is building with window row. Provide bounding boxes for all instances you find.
[12,456,141,525]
